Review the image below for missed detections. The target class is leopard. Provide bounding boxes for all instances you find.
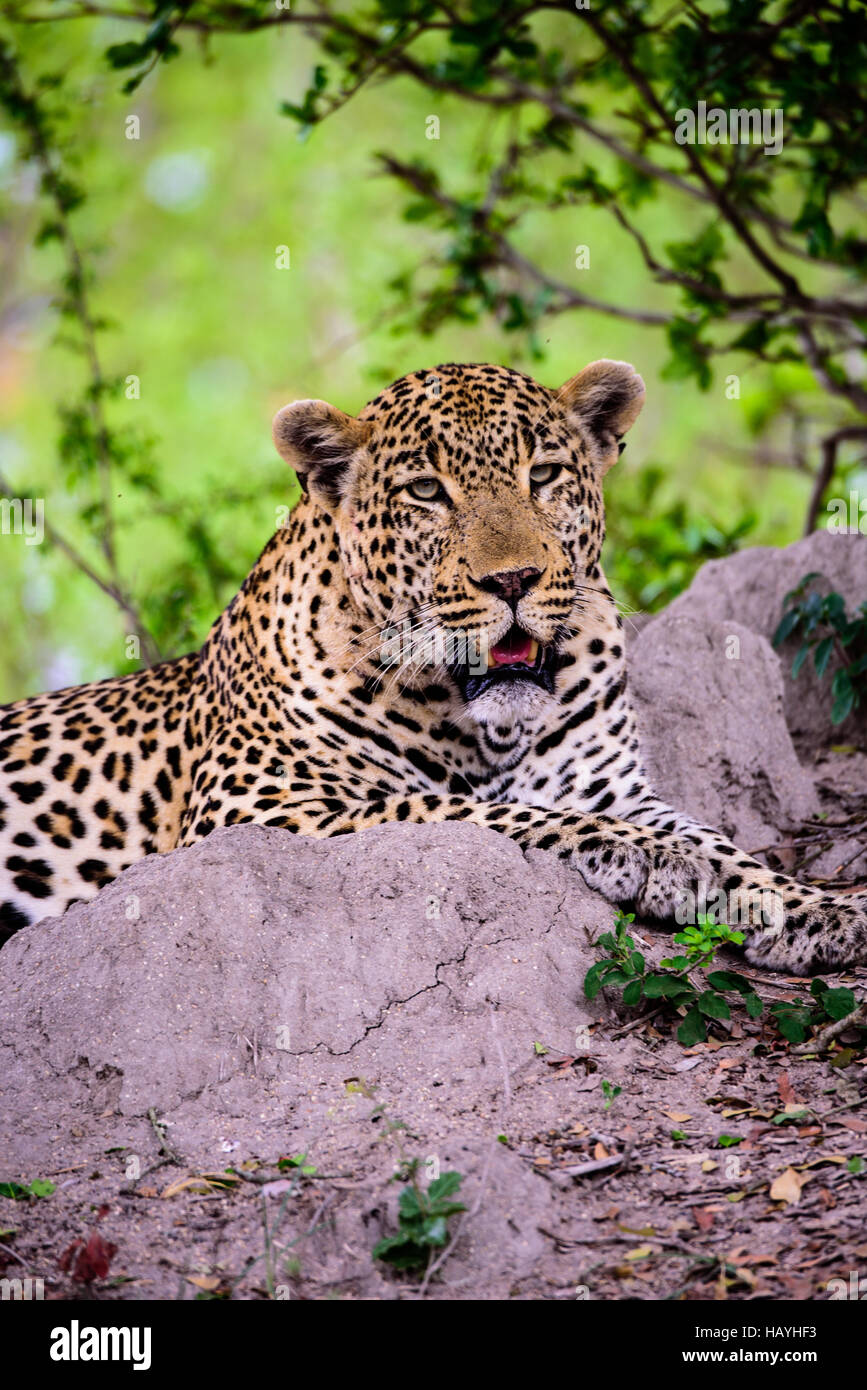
[1,358,865,973]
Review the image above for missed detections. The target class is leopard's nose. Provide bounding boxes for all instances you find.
[470,566,543,607]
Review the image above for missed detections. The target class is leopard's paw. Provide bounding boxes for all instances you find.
[636,846,719,922]
[568,835,716,916]
[744,893,867,973]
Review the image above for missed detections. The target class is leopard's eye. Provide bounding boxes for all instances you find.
[407,477,445,502]
[529,461,561,488]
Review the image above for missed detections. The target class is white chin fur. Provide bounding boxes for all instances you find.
[466,679,556,728]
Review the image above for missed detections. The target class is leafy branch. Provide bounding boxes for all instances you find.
[586,909,867,1056]
[584,910,761,1047]
[0,40,161,663]
[14,0,863,532]
[773,572,867,725]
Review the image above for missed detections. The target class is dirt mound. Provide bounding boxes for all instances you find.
[0,823,609,1297]
[660,531,867,756]
[3,819,866,1301]
[1,821,606,1126]
[631,614,818,848]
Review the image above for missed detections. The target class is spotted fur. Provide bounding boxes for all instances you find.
[2,361,865,971]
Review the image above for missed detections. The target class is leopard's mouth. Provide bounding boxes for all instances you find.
[451,622,561,702]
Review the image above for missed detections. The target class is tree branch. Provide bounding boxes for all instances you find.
[803,426,867,535]
[0,468,161,665]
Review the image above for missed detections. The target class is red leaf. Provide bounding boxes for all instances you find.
[60,1231,117,1283]
[693,1207,715,1232]
[74,1232,117,1282]
[58,1239,83,1274]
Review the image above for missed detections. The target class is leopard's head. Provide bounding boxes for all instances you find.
[273,361,644,726]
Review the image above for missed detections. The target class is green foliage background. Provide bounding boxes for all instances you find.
[0,9,861,702]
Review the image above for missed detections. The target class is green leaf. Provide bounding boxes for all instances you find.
[421,1214,449,1246]
[697,991,731,1021]
[622,978,643,1006]
[105,41,149,69]
[583,962,613,1000]
[403,201,437,222]
[398,1185,423,1220]
[677,1007,706,1047]
[731,320,770,352]
[596,969,633,988]
[820,987,856,1020]
[793,200,834,258]
[706,970,752,994]
[771,1007,807,1044]
[772,610,800,647]
[427,1171,463,1203]
[831,683,855,725]
[831,667,853,700]
[644,974,692,999]
[813,636,834,678]
[0,1181,30,1200]
[744,992,763,1019]
[371,1234,427,1269]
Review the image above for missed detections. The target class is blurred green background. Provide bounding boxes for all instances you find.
[0,15,835,703]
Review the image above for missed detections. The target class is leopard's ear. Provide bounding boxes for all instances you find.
[556,360,645,474]
[272,399,372,509]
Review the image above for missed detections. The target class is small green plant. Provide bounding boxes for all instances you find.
[585,911,865,1054]
[372,1170,466,1272]
[769,980,862,1045]
[584,910,762,1046]
[601,1079,622,1110]
[773,574,867,724]
[276,1153,317,1176]
[0,1178,55,1200]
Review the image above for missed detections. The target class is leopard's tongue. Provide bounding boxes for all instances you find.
[489,631,536,667]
